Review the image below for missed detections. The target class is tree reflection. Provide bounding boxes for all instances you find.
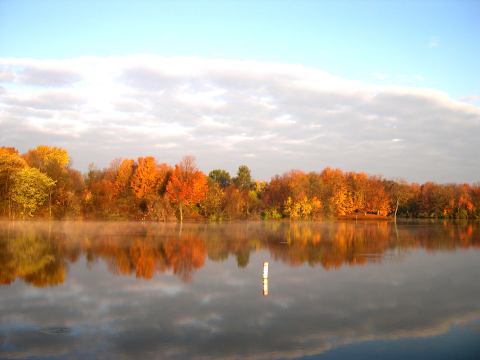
[0,225,66,286]
[0,221,479,287]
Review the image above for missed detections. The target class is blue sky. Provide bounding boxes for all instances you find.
[1,0,479,98]
[0,1,479,182]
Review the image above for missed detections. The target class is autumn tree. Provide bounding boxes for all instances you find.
[23,145,76,218]
[384,179,412,219]
[223,185,244,220]
[11,167,56,218]
[108,159,136,218]
[346,172,368,214]
[418,182,452,218]
[284,196,322,220]
[364,177,390,216]
[470,184,480,219]
[131,157,159,200]
[23,145,70,179]
[456,184,475,219]
[262,171,324,219]
[58,168,85,218]
[166,156,208,222]
[328,183,354,216]
[151,163,174,221]
[130,157,162,216]
[0,147,27,217]
[321,168,354,216]
[262,174,290,217]
[201,179,225,221]
[114,159,135,196]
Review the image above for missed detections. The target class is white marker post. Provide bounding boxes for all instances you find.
[263,261,269,296]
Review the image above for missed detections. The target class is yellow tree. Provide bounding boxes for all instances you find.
[24,145,70,177]
[0,147,27,217]
[201,180,225,221]
[11,167,56,218]
[23,145,72,218]
[284,196,322,220]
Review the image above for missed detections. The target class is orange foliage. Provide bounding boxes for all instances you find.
[130,239,157,279]
[164,234,206,282]
[2,222,480,286]
[166,156,207,221]
[114,159,135,196]
[3,143,480,220]
[131,157,159,199]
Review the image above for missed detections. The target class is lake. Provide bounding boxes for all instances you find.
[1,220,479,359]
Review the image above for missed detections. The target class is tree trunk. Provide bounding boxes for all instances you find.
[7,176,11,219]
[394,197,399,220]
[179,203,183,223]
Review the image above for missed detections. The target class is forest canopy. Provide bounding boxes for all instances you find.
[0,145,479,221]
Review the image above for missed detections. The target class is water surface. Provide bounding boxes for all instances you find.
[1,221,479,359]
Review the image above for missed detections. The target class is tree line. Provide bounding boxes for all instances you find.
[1,145,479,220]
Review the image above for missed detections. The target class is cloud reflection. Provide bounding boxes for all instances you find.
[0,221,479,359]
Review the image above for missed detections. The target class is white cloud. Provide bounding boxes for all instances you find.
[460,94,480,105]
[0,55,479,182]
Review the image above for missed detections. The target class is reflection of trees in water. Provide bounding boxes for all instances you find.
[266,222,480,269]
[0,224,65,286]
[83,230,206,282]
[0,221,479,286]
[267,222,393,269]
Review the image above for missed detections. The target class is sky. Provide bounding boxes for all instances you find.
[0,0,479,182]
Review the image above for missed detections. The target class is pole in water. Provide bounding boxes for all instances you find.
[262,261,269,296]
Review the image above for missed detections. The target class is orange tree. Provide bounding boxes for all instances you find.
[166,156,208,222]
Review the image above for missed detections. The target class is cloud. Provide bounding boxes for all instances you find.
[17,67,82,87]
[0,56,479,182]
[460,94,480,105]
[0,59,82,87]
[1,222,480,359]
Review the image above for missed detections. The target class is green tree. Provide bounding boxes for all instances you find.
[233,165,253,191]
[208,169,231,188]
[11,167,56,218]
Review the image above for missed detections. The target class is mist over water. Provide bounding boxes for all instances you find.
[1,221,480,359]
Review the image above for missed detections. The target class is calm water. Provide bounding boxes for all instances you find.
[1,221,479,359]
